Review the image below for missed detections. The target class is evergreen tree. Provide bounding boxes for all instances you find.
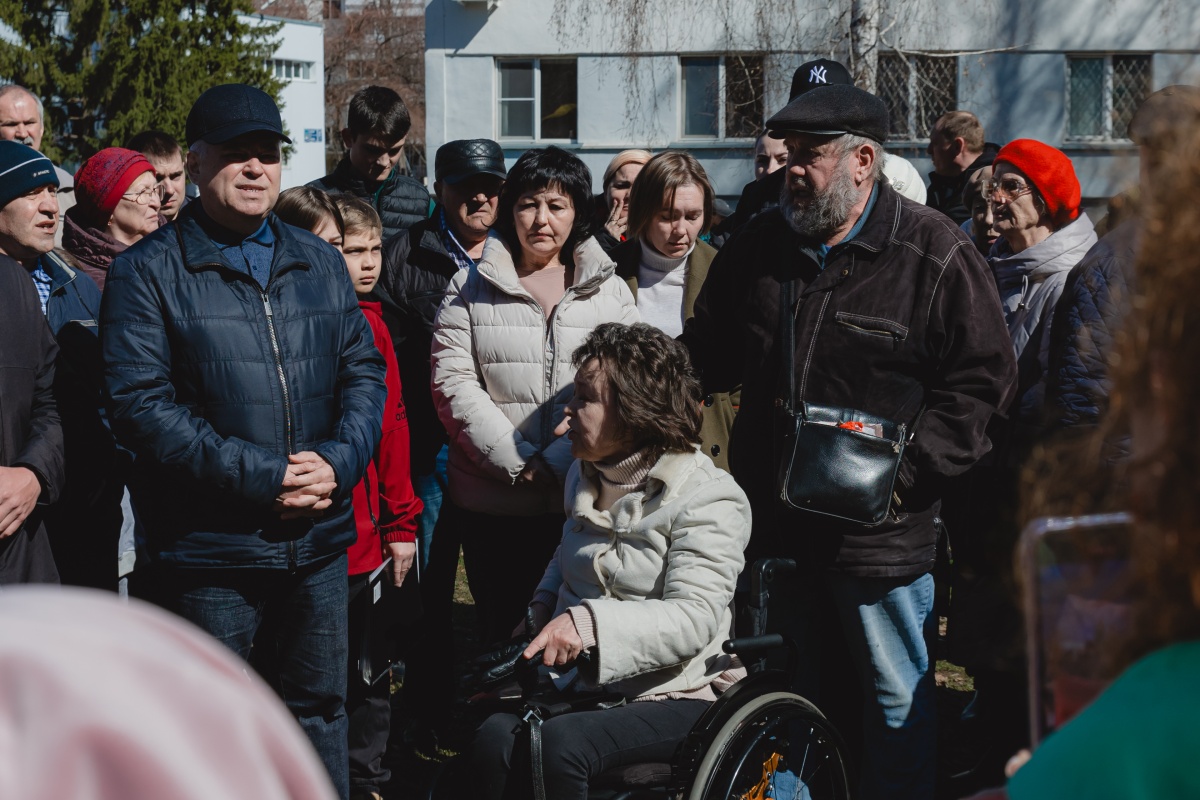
[0,0,283,164]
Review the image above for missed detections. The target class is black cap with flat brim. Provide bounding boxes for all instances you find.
[766,84,890,145]
[186,84,292,147]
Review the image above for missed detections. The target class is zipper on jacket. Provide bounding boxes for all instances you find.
[288,540,297,573]
[262,290,295,454]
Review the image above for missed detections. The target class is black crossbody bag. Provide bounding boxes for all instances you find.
[776,279,917,527]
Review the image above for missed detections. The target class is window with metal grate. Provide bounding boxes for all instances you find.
[1067,54,1152,142]
[877,53,958,142]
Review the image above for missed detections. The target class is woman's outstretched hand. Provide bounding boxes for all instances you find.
[523,612,584,667]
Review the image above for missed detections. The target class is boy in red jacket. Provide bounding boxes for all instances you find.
[276,187,422,800]
[336,195,422,800]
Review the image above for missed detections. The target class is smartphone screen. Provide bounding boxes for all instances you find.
[1019,513,1135,747]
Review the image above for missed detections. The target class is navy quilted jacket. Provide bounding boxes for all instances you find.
[1045,220,1138,431]
[100,204,387,569]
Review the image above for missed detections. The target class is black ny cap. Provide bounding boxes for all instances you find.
[186,84,291,147]
[766,84,890,144]
[435,139,507,184]
[790,58,853,101]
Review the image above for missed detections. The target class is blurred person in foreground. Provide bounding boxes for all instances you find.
[964,100,1200,800]
[454,323,750,799]
[0,586,336,799]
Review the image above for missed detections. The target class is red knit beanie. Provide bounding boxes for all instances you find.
[74,148,157,224]
[993,139,1081,226]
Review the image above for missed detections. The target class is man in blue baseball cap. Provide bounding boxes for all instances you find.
[102,84,386,800]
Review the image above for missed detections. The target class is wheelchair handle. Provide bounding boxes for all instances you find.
[723,634,784,655]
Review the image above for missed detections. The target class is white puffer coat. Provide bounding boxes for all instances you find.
[431,236,638,515]
[537,448,751,699]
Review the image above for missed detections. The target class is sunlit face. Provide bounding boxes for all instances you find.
[187,132,282,235]
[147,153,186,220]
[342,228,383,295]
[556,358,634,463]
[513,185,575,266]
[989,163,1046,242]
[605,162,644,222]
[0,183,58,262]
[754,135,788,180]
[108,170,161,246]
[343,130,404,184]
[0,90,43,150]
[438,173,503,243]
[311,214,343,248]
[644,182,705,259]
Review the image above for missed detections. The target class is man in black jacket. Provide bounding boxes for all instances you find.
[102,85,386,800]
[0,141,64,584]
[309,85,430,242]
[925,111,999,226]
[680,85,1015,800]
[374,137,505,748]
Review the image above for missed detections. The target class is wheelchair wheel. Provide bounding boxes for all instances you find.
[686,692,850,800]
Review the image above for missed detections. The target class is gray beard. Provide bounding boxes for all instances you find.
[779,161,859,241]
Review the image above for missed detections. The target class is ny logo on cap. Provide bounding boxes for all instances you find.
[810,66,828,84]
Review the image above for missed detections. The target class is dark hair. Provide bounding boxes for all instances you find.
[275,186,343,238]
[346,85,411,141]
[572,323,702,457]
[626,150,715,240]
[124,130,184,162]
[494,146,594,258]
[333,194,382,237]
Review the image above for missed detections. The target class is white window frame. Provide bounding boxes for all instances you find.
[679,54,761,141]
[269,59,314,82]
[1065,54,1152,143]
[495,58,577,143]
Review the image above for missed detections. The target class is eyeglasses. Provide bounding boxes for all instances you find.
[986,177,1035,202]
[121,185,164,205]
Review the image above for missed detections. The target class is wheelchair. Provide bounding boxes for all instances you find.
[432,558,853,800]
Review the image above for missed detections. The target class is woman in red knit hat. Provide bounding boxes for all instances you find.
[948,138,1099,785]
[61,147,161,290]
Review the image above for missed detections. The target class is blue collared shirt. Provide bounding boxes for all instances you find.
[29,261,52,316]
[808,182,881,270]
[212,219,276,289]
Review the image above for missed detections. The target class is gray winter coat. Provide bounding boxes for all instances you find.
[989,213,1098,424]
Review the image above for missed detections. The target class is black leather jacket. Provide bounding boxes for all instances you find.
[373,212,460,473]
[681,182,1016,576]
[309,158,431,242]
[101,204,387,569]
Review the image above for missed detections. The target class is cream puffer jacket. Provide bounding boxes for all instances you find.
[431,236,638,515]
[537,448,751,699]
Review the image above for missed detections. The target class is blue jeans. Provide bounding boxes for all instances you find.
[767,571,936,800]
[410,444,448,576]
[156,554,350,800]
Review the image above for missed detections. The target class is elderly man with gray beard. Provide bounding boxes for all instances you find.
[679,84,1015,799]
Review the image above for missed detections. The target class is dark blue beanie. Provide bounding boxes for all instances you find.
[0,140,58,209]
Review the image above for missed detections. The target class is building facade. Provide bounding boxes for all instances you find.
[425,0,1200,204]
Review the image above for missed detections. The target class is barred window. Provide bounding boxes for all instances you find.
[681,54,764,139]
[497,59,577,141]
[1067,55,1152,141]
[877,54,958,141]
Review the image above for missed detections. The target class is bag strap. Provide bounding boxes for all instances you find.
[780,278,832,414]
[527,707,549,800]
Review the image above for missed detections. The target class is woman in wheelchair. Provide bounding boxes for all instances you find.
[452,322,752,800]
